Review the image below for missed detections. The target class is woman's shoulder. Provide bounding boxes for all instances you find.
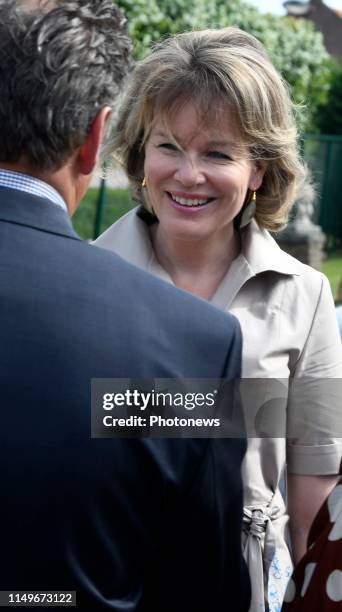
[278,247,327,293]
[92,206,153,268]
[274,244,334,319]
[93,206,142,248]
[246,222,328,298]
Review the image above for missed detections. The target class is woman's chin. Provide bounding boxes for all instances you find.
[158,220,214,243]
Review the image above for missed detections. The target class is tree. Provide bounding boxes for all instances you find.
[314,59,342,135]
[250,14,331,132]
[117,0,331,131]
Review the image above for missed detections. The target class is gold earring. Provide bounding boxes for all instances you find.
[239,190,257,229]
[142,177,147,188]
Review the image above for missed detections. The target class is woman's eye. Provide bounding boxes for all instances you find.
[158,142,178,151]
[207,151,231,160]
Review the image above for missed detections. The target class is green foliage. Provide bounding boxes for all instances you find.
[248,15,330,132]
[72,187,134,240]
[116,0,331,131]
[314,60,342,135]
[116,0,168,60]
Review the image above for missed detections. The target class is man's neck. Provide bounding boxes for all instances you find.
[0,158,84,216]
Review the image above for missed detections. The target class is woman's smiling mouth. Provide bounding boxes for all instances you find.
[167,192,215,208]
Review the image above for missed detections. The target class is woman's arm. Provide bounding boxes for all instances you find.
[287,274,342,563]
[287,473,339,563]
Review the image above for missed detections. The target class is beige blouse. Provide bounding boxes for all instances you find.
[94,207,342,612]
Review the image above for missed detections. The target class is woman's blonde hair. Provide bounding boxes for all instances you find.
[109,27,306,231]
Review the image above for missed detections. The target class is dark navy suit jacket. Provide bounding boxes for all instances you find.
[0,187,250,611]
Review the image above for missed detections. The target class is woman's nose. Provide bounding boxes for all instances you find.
[174,156,206,186]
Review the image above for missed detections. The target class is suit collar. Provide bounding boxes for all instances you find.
[0,186,81,241]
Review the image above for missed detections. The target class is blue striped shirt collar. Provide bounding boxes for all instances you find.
[0,169,67,212]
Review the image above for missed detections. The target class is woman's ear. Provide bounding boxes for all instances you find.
[249,161,267,191]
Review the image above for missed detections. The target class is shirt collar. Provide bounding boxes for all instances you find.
[0,169,67,212]
[97,206,302,279]
[132,208,302,278]
[242,220,301,276]
[207,220,301,309]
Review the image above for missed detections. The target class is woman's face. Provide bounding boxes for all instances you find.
[143,101,265,243]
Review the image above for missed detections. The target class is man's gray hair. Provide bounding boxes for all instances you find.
[0,0,131,170]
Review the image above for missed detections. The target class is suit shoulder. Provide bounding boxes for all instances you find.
[73,240,242,376]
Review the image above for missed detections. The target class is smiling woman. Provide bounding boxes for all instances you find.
[143,102,264,287]
[94,26,342,612]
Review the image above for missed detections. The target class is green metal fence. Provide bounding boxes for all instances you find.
[303,134,342,244]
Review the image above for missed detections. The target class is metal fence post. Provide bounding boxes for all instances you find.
[93,168,107,240]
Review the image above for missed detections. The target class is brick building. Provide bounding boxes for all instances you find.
[283,0,342,58]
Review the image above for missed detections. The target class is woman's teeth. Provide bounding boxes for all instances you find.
[170,193,211,207]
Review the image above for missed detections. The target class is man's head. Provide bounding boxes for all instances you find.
[0,0,130,208]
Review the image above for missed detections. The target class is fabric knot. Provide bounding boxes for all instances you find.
[243,507,273,539]
[242,496,291,612]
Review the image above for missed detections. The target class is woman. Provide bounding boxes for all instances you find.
[95,27,342,611]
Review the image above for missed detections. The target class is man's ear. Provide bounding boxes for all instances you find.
[77,106,112,175]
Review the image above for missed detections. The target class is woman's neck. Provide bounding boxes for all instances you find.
[150,224,240,300]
